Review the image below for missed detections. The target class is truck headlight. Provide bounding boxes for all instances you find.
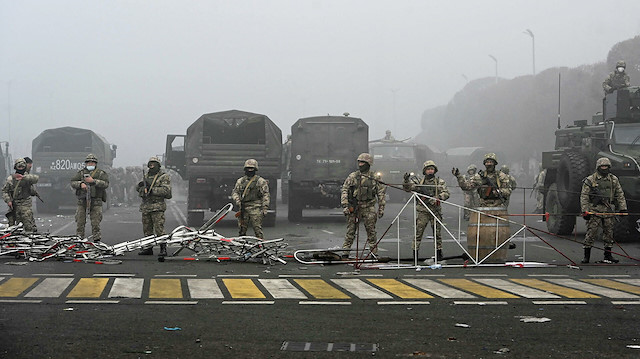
[192,157,199,164]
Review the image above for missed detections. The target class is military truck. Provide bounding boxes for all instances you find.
[286,115,368,221]
[543,87,640,241]
[369,140,433,202]
[31,127,117,213]
[165,110,282,227]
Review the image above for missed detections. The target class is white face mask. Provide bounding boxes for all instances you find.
[86,165,96,171]
[617,67,625,73]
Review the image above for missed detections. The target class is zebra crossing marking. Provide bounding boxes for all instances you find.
[187,278,224,299]
[0,277,38,297]
[546,279,639,299]
[331,279,392,299]
[294,279,350,299]
[367,279,433,299]
[582,279,640,295]
[509,279,599,298]
[404,279,476,298]
[109,278,144,298]
[258,279,307,299]
[439,279,519,298]
[68,278,109,298]
[25,278,74,298]
[222,278,266,299]
[149,278,183,299]
[474,278,560,299]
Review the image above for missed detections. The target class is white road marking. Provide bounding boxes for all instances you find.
[94,273,136,277]
[221,301,274,305]
[66,300,119,304]
[299,301,351,305]
[145,301,198,305]
[321,230,334,235]
[108,278,144,298]
[377,301,430,305]
[611,301,640,305]
[453,301,508,305]
[187,279,224,299]
[614,279,640,286]
[404,279,476,298]
[474,278,560,299]
[34,273,73,277]
[532,301,587,305]
[258,279,308,299]
[331,279,393,299]
[0,299,42,303]
[25,278,74,298]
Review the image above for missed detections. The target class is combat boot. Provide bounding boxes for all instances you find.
[159,244,167,257]
[138,247,153,255]
[436,249,444,261]
[581,248,591,264]
[603,247,619,264]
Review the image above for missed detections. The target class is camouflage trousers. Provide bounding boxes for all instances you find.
[343,205,378,254]
[584,215,615,248]
[75,202,103,241]
[9,202,37,232]
[142,210,166,237]
[413,207,443,250]
[535,192,544,212]
[238,207,264,239]
[463,191,478,219]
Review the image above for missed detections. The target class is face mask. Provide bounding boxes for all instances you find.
[617,67,625,73]
[15,168,26,175]
[597,167,610,176]
[484,163,495,173]
[245,169,256,177]
[86,165,96,171]
[359,162,370,173]
[148,166,160,175]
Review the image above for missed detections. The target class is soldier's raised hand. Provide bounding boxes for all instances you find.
[452,168,460,177]
[403,172,410,182]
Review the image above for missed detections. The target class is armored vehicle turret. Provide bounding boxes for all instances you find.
[542,87,640,241]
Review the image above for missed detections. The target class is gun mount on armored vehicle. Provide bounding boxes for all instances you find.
[542,86,640,241]
[286,115,368,221]
[165,110,282,227]
[31,127,117,213]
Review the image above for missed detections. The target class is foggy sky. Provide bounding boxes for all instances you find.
[1,0,640,166]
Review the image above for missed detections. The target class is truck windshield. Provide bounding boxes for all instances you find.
[613,123,640,145]
[372,146,414,160]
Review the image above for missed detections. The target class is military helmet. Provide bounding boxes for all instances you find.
[244,158,259,170]
[596,157,612,168]
[357,153,373,165]
[616,60,626,68]
[14,158,26,170]
[467,164,477,172]
[483,153,498,165]
[85,153,98,163]
[422,160,438,174]
[500,165,510,174]
[148,156,161,167]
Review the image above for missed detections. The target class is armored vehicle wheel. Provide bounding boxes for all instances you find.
[613,214,640,242]
[545,183,576,235]
[288,194,303,222]
[556,152,589,212]
[187,211,204,228]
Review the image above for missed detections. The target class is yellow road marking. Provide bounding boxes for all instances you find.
[149,279,183,298]
[583,279,640,295]
[68,278,109,298]
[368,279,432,298]
[0,278,38,297]
[294,279,350,299]
[510,279,599,298]
[222,279,266,299]
[439,279,518,298]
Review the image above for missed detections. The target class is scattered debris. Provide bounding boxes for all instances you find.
[627,345,640,349]
[164,327,182,331]
[494,347,510,354]
[63,308,74,311]
[519,316,551,323]
[455,323,470,328]
[448,337,457,341]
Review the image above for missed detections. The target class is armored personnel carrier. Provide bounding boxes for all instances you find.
[165,110,282,227]
[542,87,640,241]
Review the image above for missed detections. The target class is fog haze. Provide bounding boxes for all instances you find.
[2,0,640,166]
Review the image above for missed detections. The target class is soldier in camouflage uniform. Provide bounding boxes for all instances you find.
[579,157,627,264]
[137,157,172,256]
[453,153,512,208]
[462,164,479,220]
[70,154,109,241]
[499,165,517,209]
[603,60,630,94]
[403,160,450,260]
[231,159,270,239]
[2,158,39,232]
[341,153,386,257]
[533,165,546,214]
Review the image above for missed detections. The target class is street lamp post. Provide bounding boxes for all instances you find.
[523,29,535,75]
[390,88,399,135]
[489,55,498,84]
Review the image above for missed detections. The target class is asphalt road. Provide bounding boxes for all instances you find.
[1,189,640,359]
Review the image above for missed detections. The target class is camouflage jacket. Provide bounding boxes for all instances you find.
[70,168,110,202]
[506,174,517,191]
[341,170,386,210]
[2,174,39,205]
[580,171,627,215]
[138,170,172,213]
[603,72,630,94]
[403,175,449,210]
[231,175,270,211]
[457,170,511,207]
[534,169,546,193]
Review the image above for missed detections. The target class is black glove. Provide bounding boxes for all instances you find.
[452,168,460,177]
[137,181,150,188]
[403,173,410,182]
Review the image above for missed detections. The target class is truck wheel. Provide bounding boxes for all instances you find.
[187,212,204,228]
[613,215,639,242]
[556,152,589,213]
[545,183,576,235]
[288,195,303,222]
